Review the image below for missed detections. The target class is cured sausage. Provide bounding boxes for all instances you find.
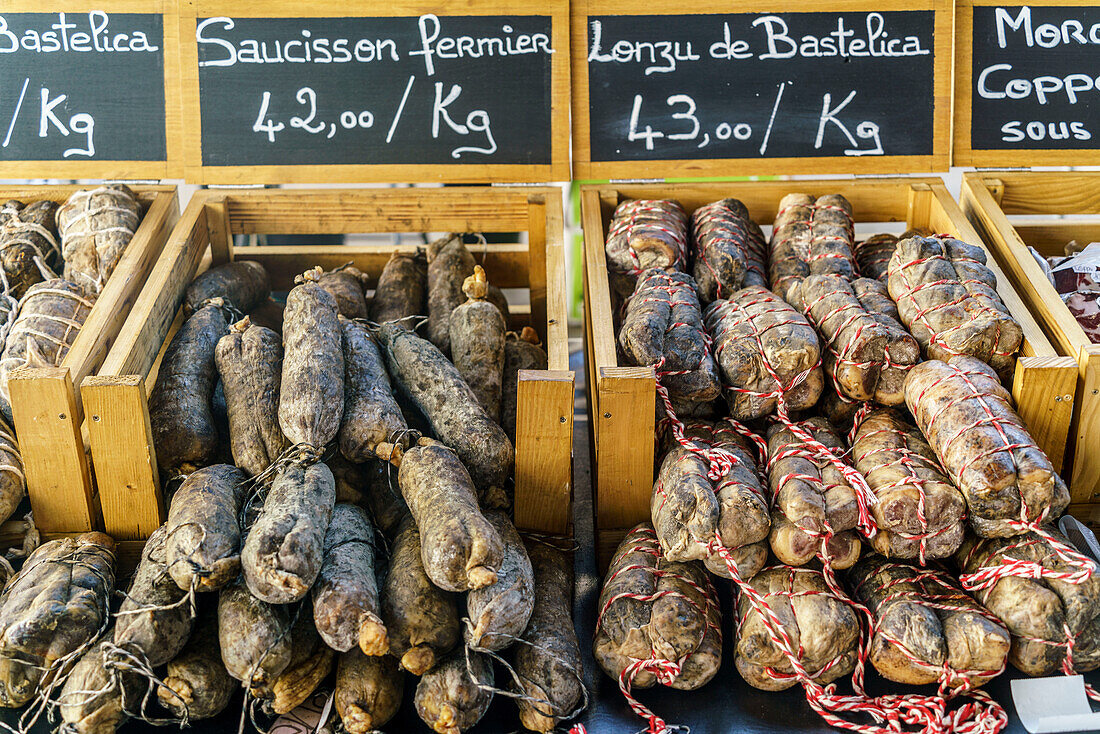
[165,464,247,593]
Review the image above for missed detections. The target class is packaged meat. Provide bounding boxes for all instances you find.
[604,199,688,297]
[888,235,1022,379]
[619,268,720,406]
[652,420,769,579]
[705,286,823,419]
[769,193,856,303]
[905,358,1069,537]
[958,529,1100,676]
[690,198,767,302]
[851,408,966,561]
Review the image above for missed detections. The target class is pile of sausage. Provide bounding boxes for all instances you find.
[598,193,1092,719]
[0,234,584,734]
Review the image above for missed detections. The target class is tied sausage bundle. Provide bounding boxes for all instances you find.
[905,357,1069,537]
[604,199,688,298]
[888,235,1023,379]
[619,269,720,409]
[594,524,721,733]
[792,274,920,406]
[769,193,857,303]
[957,530,1100,677]
[767,418,865,570]
[849,556,1011,691]
[850,408,966,561]
[689,198,768,303]
[705,286,824,419]
[652,420,770,579]
[0,200,61,298]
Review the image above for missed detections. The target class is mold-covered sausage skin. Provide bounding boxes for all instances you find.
[501,328,548,442]
[158,617,234,720]
[381,516,460,676]
[114,524,192,667]
[449,266,506,422]
[415,648,494,734]
[262,611,334,715]
[380,323,513,505]
[279,268,344,449]
[514,543,584,732]
[165,464,247,593]
[242,462,336,604]
[185,261,270,315]
[148,303,228,475]
[313,503,387,655]
[465,510,534,651]
[215,317,287,477]
[58,640,142,734]
[217,581,293,697]
[426,233,474,356]
[398,441,503,592]
[339,318,408,464]
[317,265,370,320]
[335,650,404,734]
[370,250,427,327]
[0,533,116,707]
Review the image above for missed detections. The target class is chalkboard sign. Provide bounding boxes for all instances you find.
[955,1,1100,166]
[179,0,570,184]
[0,2,180,179]
[571,0,952,180]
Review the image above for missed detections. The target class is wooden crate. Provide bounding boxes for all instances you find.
[5,185,179,536]
[961,172,1100,518]
[582,178,1078,564]
[85,187,573,541]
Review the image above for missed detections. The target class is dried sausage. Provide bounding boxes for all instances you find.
[185,261,270,316]
[465,510,534,651]
[338,317,408,464]
[449,266,506,422]
[165,464,247,593]
[427,233,474,356]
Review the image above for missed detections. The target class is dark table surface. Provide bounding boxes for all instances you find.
[2,354,1097,734]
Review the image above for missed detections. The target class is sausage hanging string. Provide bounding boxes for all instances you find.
[770,198,857,298]
[58,186,140,295]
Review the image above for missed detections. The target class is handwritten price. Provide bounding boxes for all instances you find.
[251,76,498,158]
[2,76,95,158]
[625,84,885,157]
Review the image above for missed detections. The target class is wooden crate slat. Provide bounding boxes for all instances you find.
[238,243,532,290]
[92,186,573,542]
[997,174,1100,216]
[10,367,98,534]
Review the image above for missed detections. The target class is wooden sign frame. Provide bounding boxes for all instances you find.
[178,0,571,184]
[955,0,1098,167]
[0,0,182,180]
[570,0,953,180]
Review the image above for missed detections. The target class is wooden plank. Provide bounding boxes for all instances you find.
[997,173,1100,216]
[98,199,211,379]
[1070,347,1100,502]
[580,188,618,375]
[82,375,164,541]
[527,195,549,346]
[222,188,536,234]
[60,190,179,394]
[514,370,574,535]
[595,366,655,530]
[237,244,532,291]
[542,192,571,372]
[1014,223,1100,253]
[9,367,98,533]
[1011,356,1077,474]
[205,195,233,266]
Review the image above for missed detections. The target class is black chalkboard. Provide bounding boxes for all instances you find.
[970,5,1100,151]
[193,14,554,167]
[584,11,937,162]
[0,11,166,163]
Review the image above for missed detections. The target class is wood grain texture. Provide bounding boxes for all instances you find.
[595,366,655,530]
[514,370,574,534]
[571,0,952,179]
[178,0,570,183]
[953,0,1100,168]
[9,367,98,533]
[81,375,164,541]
